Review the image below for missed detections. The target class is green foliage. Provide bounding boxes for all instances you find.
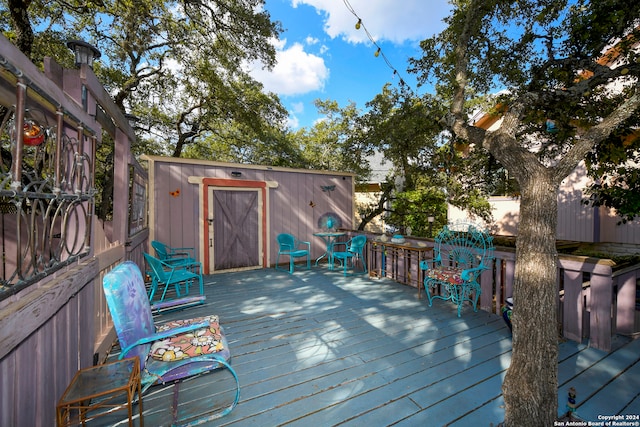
[295,99,372,175]
[584,113,640,222]
[2,0,288,159]
[2,0,294,221]
[411,0,640,221]
[386,187,447,238]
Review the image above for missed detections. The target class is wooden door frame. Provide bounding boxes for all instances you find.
[209,187,260,271]
[188,176,278,274]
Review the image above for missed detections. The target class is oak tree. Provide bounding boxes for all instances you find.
[411,0,640,424]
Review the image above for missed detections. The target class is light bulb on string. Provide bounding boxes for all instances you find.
[342,0,415,96]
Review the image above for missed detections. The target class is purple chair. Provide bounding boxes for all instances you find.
[102,261,240,421]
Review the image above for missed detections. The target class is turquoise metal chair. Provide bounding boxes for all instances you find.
[151,240,196,267]
[331,235,367,275]
[419,221,494,317]
[103,261,240,422]
[275,233,311,274]
[144,253,204,303]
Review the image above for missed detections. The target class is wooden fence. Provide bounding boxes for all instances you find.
[0,35,147,427]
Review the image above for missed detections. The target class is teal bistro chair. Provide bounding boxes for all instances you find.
[103,261,240,422]
[144,253,204,303]
[331,235,367,275]
[275,233,311,274]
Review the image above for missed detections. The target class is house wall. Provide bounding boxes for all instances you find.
[600,208,640,245]
[355,189,386,233]
[449,161,640,244]
[144,156,355,271]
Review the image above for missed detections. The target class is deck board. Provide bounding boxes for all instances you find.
[564,338,640,420]
[100,268,639,426]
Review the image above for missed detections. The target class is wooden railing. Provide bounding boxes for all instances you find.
[0,35,147,427]
[357,230,639,351]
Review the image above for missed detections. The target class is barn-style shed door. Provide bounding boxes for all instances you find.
[208,188,261,271]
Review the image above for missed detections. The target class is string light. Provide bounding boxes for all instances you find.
[342,0,410,92]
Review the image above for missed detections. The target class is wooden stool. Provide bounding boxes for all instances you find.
[56,356,143,426]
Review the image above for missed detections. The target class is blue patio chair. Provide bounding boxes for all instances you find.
[151,240,196,267]
[144,253,204,303]
[331,235,367,275]
[420,221,494,317]
[275,233,311,274]
[103,261,240,422]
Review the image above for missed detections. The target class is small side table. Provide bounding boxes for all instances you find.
[57,356,143,427]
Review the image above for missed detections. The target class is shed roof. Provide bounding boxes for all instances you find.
[141,155,356,177]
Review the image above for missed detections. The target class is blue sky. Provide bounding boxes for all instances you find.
[247,0,453,130]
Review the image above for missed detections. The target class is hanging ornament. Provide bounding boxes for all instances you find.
[23,119,45,146]
[355,19,361,30]
[374,47,381,58]
[318,212,342,231]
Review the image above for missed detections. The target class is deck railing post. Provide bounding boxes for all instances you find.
[588,267,613,351]
[614,269,638,335]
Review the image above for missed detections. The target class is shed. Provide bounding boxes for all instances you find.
[142,155,356,273]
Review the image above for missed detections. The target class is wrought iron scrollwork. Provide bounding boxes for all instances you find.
[1,107,95,298]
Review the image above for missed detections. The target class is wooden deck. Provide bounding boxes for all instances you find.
[100,267,640,426]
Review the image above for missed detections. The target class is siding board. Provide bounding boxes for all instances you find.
[0,353,16,427]
[16,333,37,426]
[37,317,55,425]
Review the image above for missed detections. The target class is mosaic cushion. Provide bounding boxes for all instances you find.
[426,266,466,285]
[150,315,224,361]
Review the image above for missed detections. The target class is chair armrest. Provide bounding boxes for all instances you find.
[420,258,444,270]
[460,265,487,281]
[156,257,176,269]
[168,247,195,258]
[299,241,311,250]
[176,260,202,271]
[158,258,202,273]
[330,241,347,251]
[120,320,210,359]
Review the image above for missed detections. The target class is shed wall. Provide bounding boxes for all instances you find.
[147,157,355,269]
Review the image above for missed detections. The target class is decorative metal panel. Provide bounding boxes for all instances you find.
[0,67,95,300]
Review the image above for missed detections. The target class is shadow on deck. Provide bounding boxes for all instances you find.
[101,267,640,426]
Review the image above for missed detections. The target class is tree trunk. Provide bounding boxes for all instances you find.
[502,169,559,426]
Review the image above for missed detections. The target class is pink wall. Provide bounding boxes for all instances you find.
[145,156,355,269]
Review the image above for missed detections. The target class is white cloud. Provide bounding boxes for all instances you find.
[248,39,329,96]
[291,101,305,114]
[286,114,300,129]
[292,0,451,44]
